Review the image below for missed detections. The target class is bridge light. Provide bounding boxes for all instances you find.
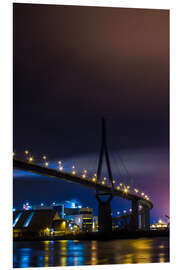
[124,210,127,214]
[141,192,145,196]
[102,181,105,185]
[24,150,29,155]
[134,188,139,193]
[116,186,120,190]
[120,183,123,186]
[29,156,33,162]
[112,180,115,184]
[127,185,130,189]
[92,177,96,182]
[129,208,132,212]
[82,174,86,178]
[45,162,48,167]
[94,173,97,177]
[123,188,128,193]
[42,155,47,160]
[117,211,120,215]
[72,165,75,169]
[84,170,87,174]
[104,177,106,181]
[59,166,63,171]
[72,170,76,175]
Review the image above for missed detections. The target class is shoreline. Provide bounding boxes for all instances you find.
[13,229,169,242]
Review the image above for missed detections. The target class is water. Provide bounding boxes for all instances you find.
[13,237,169,268]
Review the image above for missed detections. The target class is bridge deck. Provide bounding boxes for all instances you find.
[13,158,153,209]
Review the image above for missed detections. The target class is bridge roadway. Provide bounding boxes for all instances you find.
[13,158,153,210]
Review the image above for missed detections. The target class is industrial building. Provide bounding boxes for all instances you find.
[13,209,70,238]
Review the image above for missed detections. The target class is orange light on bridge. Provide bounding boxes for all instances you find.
[120,183,123,186]
[116,186,120,190]
[24,150,29,155]
[72,170,76,175]
[84,170,87,174]
[42,155,47,160]
[134,188,139,193]
[102,181,105,185]
[59,166,63,171]
[123,188,128,193]
[127,185,130,189]
[82,174,86,178]
[92,177,96,182]
[45,162,48,167]
[141,192,145,196]
[112,180,115,184]
[58,161,62,165]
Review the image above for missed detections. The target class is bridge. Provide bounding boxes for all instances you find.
[13,118,153,233]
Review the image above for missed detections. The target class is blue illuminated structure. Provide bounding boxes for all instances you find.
[13,212,22,227]
[24,212,34,227]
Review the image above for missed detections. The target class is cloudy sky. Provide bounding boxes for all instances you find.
[13,4,169,222]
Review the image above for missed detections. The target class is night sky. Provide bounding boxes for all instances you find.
[13,4,169,223]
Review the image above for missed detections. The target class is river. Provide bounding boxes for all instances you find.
[13,237,169,267]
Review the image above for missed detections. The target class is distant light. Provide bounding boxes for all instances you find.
[82,174,86,178]
[84,170,87,173]
[104,177,106,180]
[13,212,22,227]
[116,186,120,190]
[24,212,34,227]
[124,210,127,214]
[25,150,29,155]
[58,161,62,165]
[72,165,75,169]
[29,156,33,162]
[123,188,128,193]
[78,205,82,208]
[72,202,75,208]
[42,156,47,160]
[72,170,76,175]
[13,208,16,212]
[112,180,115,184]
[41,203,44,206]
[117,211,120,215]
[92,177,96,182]
[52,202,56,205]
[120,183,123,186]
[129,208,132,212]
[158,219,162,223]
[102,181,105,185]
[45,162,48,167]
[141,193,145,196]
[59,166,63,171]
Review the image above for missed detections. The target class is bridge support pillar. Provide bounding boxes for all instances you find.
[96,194,112,233]
[130,199,139,231]
[140,212,145,230]
[144,207,150,231]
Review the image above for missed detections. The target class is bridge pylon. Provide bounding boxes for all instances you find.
[96,117,114,233]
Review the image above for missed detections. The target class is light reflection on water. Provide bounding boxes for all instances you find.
[13,237,169,268]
